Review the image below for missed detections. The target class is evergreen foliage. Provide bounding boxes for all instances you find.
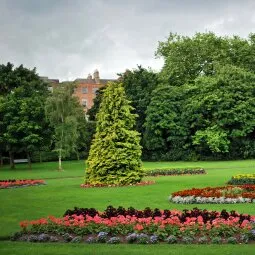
[86,82,144,185]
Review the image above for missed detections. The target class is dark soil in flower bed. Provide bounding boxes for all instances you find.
[80,180,155,188]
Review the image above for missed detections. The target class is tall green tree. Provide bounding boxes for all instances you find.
[45,82,84,170]
[119,66,158,135]
[0,63,50,168]
[86,82,144,185]
[88,66,158,158]
[185,65,255,155]
[87,86,107,121]
[157,32,255,87]
[145,64,255,160]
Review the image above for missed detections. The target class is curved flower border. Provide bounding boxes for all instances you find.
[15,207,255,244]
[0,179,45,189]
[169,185,255,204]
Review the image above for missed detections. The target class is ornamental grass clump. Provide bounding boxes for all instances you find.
[85,82,144,186]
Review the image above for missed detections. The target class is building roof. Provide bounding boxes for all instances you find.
[40,76,59,84]
[74,78,116,84]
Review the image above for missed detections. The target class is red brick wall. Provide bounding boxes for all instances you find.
[73,82,104,111]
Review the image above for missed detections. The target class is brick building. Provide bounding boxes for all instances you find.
[73,70,115,110]
[41,70,115,111]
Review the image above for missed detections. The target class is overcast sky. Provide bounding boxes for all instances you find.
[0,0,254,81]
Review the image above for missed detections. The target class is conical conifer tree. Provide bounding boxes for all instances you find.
[85,82,144,185]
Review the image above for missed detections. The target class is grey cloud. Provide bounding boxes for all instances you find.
[0,0,254,81]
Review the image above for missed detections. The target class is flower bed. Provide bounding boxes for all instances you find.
[146,168,206,176]
[227,174,255,185]
[0,179,45,189]
[13,207,255,244]
[169,185,255,204]
[80,180,155,188]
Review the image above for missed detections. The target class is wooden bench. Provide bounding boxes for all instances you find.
[14,159,28,163]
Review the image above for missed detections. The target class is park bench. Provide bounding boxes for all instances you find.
[14,159,28,164]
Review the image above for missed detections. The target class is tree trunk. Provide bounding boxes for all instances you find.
[27,152,32,169]
[58,149,63,171]
[9,151,15,169]
[58,155,62,171]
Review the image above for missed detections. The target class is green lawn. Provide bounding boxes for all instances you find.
[0,159,255,254]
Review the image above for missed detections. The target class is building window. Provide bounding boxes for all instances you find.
[82,87,88,94]
[92,87,99,94]
[81,99,87,107]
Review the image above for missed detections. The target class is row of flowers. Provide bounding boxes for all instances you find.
[227,174,255,185]
[170,185,255,204]
[146,168,206,176]
[0,179,45,189]
[169,196,255,204]
[11,231,255,244]
[63,206,252,222]
[15,207,255,244]
[80,180,155,188]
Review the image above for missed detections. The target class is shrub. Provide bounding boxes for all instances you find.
[181,236,194,244]
[71,236,82,243]
[126,233,138,243]
[166,235,178,244]
[85,82,144,185]
[240,234,249,244]
[49,236,59,242]
[97,232,108,243]
[227,237,237,244]
[137,233,149,244]
[86,236,96,243]
[37,233,50,242]
[27,235,38,242]
[150,235,159,244]
[197,236,208,244]
[107,237,121,244]
[62,233,72,242]
[211,237,222,244]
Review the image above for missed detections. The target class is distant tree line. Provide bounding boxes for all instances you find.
[0,63,94,169]
[1,32,255,167]
[89,32,255,161]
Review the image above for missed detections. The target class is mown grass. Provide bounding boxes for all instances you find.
[0,159,255,254]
